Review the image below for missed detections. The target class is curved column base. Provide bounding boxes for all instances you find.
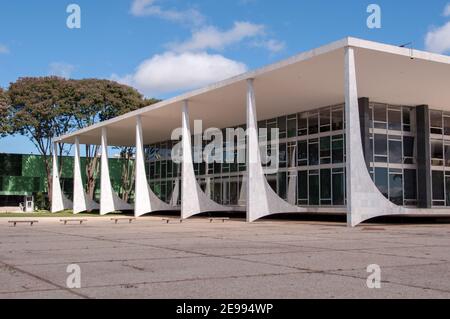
[135,184,177,217]
[74,194,99,214]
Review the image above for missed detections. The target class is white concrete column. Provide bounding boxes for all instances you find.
[246,79,304,222]
[135,116,173,217]
[100,127,133,215]
[73,137,99,214]
[181,100,228,219]
[51,143,72,213]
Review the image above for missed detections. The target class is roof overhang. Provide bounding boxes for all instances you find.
[56,37,450,147]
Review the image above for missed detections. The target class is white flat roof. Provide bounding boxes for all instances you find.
[56,37,450,146]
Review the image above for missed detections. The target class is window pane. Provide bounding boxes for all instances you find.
[298,171,308,200]
[374,105,387,122]
[404,169,417,200]
[278,116,287,138]
[332,110,344,131]
[389,173,403,205]
[298,141,308,166]
[444,117,450,136]
[278,172,287,200]
[431,140,444,166]
[445,145,450,167]
[320,110,331,133]
[309,174,320,205]
[320,137,331,164]
[374,134,387,156]
[320,169,331,200]
[388,110,402,131]
[332,173,345,205]
[287,116,297,138]
[430,111,443,129]
[279,143,287,168]
[332,139,344,164]
[389,140,402,164]
[432,171,445,201]
[298,114,308,136]
[308,141,319,166]
[403,136,415,158]
[309,114,319,135]
[375,168,388,199]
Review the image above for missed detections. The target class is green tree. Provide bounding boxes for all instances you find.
[68,79,158,201]
[0,87,10,136]
[8,77,74,202]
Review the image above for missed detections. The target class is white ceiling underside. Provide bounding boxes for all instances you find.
[56,38,450,147]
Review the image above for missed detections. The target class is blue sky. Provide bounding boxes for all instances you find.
[1,0,450,154]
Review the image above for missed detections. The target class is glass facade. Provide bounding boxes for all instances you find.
[368,103,418,206]
[429,110,450,207]
[146,104,347,208]
[145,101,448,210]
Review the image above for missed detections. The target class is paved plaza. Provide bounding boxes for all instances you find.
[0,216,449,299]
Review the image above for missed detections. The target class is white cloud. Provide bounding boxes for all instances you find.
[130,0,205,26]
[112,51,247,96]
[48,62,75,79]
[0,44,9,54]
[425,21,450,54]
[251,39,286,53]
[444,3,450,17]
[425,4,450,54]
[167,21,265,52]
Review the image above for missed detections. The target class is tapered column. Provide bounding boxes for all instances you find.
[73,137,99,214]
[135,116,173,217]
[51,143,72,213]
[100,127,133,215]
[181,100,228,219]
[246,79,304,222]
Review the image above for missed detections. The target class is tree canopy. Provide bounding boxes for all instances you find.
[0,87,11,136]
[7,77,158,203]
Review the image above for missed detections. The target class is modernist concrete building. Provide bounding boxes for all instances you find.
[52,37,450,227]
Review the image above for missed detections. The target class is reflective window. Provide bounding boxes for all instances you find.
[298,141,308,166]
[389,140,402,164]
[332,171,345,205]
[320,169,331,205]
[432,171,445,201]
[389,172,403,205]
[430,111,443,135]
[374,134,387,156]
[320,137,331,164]
[431,140,444,166]
[309,172,320,205]
[375,168,389,199]
[308,140,319,166]
[332,110,344,131]
[320,110,331,133]
[388,109,402,131]
[404,169,417,201]
[298,114,308,136]
[308,114,319,135]
[373,104,387,129]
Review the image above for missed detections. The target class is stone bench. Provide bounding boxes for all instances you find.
[9,220,38,227]
[60,219,88,225]
[209,217,230,223]
[111,217,136,224]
